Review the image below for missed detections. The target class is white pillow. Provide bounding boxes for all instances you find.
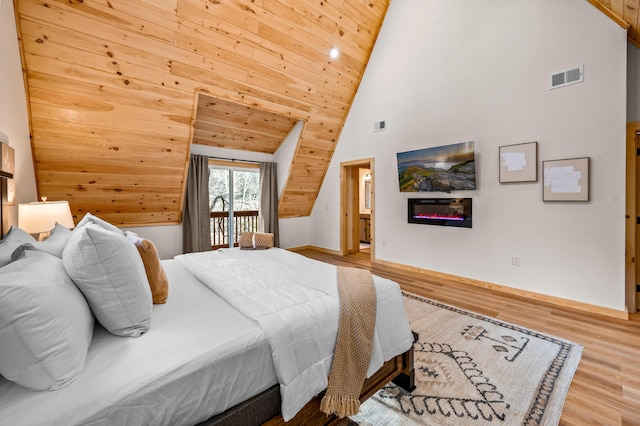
[0,224,74,265]
[0,226,34,267]
[33,222,73,258]
[0,250,94,390]
[63,224,152,337]
[75,212,123,235]
[125,230,144,245]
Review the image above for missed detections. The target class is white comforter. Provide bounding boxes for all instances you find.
[175,248,414,421]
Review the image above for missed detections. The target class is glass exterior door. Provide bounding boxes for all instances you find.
[209,165,259,249]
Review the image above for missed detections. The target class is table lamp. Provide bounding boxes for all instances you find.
[18,197,75,240]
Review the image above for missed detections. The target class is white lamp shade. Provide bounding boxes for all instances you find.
[18,201,75,234]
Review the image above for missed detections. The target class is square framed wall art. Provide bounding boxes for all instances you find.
[542,157,590,202]
[499,141,538,183]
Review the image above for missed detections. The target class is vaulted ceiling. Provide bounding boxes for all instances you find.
[14,0,390,226]
[193,94,299,154]
[12,0,637,227]
[588,0,639,47]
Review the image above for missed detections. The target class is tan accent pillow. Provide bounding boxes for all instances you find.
[239,232,274,250]
[135,239,169,304]
[239,232,254,249]
[253,232,274,249]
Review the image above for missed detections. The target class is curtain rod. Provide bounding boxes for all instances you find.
[207,156,261,165]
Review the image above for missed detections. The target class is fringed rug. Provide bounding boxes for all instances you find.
[347,292,583,426]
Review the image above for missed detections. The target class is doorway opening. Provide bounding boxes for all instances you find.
[340,158,374,260]
[626,123,640,313]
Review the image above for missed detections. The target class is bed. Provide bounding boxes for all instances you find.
[0,211,415,425]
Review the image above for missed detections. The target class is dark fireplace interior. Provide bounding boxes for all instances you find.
[408,198,472,228]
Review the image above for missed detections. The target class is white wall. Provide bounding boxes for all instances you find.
[629,42,640,122]
[273,121,313,249]
[0,0,36,224]
[311,0,628,311]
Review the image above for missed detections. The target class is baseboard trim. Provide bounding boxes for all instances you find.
[287,245,342,255]
[373,258,629,320]
[290,246,628,320]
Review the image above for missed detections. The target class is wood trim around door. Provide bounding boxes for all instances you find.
[340,158,375,260]
[626,122,640,314]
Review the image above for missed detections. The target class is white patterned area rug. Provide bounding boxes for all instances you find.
[348,292,583,426]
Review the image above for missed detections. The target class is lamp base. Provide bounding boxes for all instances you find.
[29,232,50,241]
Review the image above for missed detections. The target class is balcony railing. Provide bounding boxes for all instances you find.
[210,210,259,249]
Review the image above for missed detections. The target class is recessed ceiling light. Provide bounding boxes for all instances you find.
[329,48,339,59]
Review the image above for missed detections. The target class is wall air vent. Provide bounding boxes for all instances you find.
[549,65,583,90]
[374,120,386,132]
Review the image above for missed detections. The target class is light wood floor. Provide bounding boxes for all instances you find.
[295,248,640,426]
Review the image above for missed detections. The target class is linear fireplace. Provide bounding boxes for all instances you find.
[408,198,472,228]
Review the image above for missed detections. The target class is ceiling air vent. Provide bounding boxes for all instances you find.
[374,120,386,132]
[548,65,583,90]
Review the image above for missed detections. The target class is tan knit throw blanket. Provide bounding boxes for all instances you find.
[320,266,377,418]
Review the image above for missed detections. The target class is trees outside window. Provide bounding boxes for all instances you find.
[209,165,260,248]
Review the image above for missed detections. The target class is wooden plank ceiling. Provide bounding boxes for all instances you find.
[588,0,640,46]
[14,0,390,226]
[193,94,299,153]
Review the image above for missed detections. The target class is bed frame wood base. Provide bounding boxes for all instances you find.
[199,332,417,426]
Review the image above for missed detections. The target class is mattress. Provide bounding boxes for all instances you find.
[0,260,278,426]
[175,247,415,421]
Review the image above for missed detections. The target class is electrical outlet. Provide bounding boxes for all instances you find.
[512,256,521,266]
[382,238,387,246]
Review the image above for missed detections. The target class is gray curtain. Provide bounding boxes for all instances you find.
[259,162,279,247]
[183,154,212,253]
